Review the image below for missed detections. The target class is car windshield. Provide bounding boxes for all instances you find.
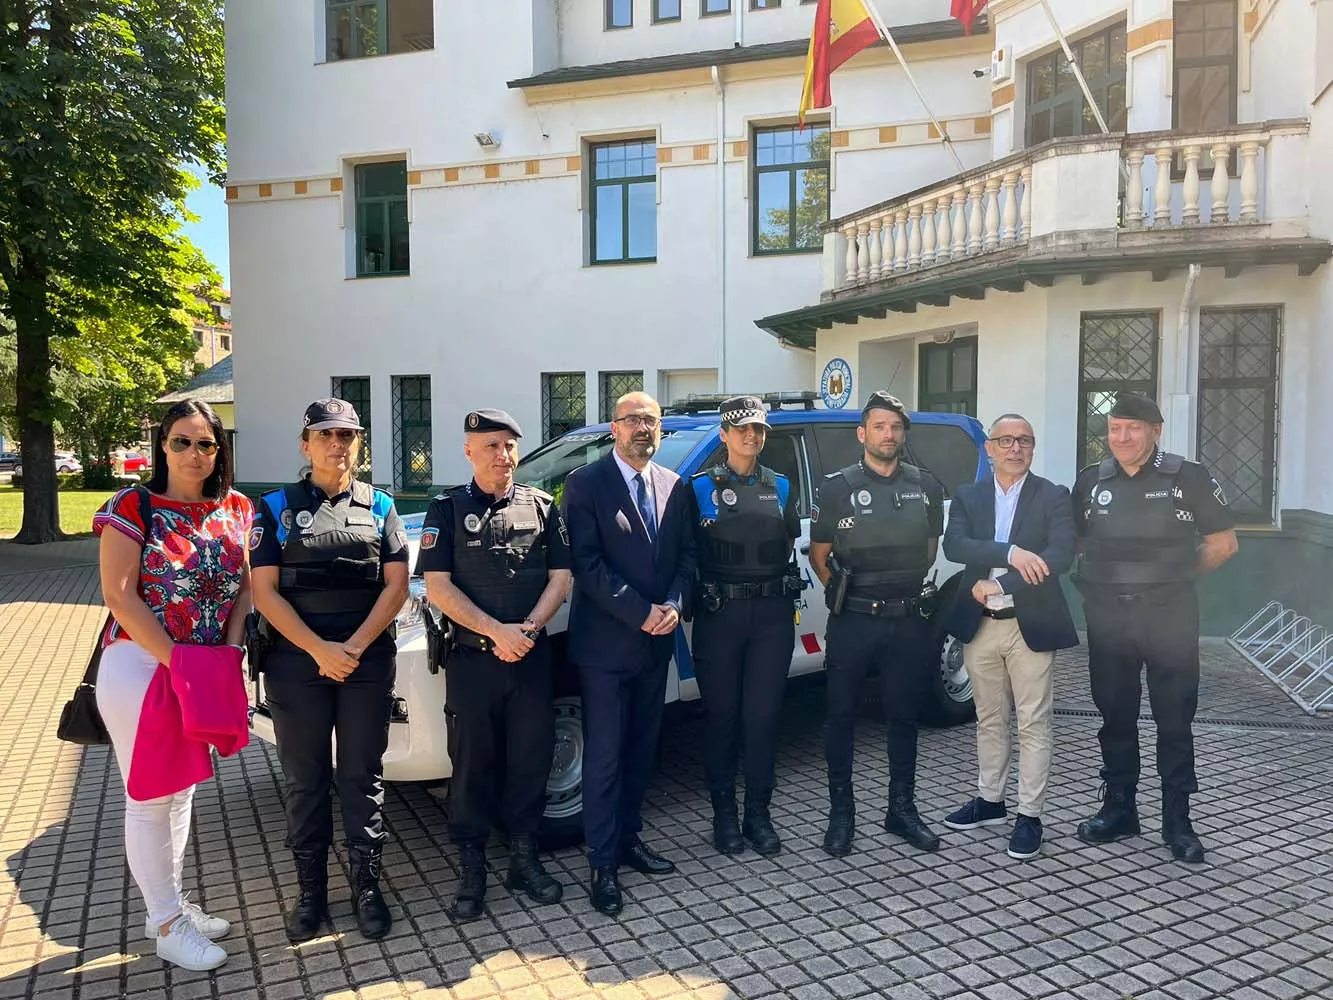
[517,428,711,507]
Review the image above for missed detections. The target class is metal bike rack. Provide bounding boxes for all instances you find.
[1228,602,1333,714]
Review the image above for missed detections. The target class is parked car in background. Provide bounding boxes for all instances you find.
[54,452,82,474]
[0,452,18,473]
[112,450,151,475]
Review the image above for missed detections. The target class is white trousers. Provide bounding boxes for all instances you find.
[96,640,195,927]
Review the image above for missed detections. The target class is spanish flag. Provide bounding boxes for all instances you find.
[950,0,989,34]
[798,0,881,126]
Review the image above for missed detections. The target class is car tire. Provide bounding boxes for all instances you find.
[920,576,977,728]
[538,694,585,849]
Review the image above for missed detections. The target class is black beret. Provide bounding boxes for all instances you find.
[1109,394,1163,424]
[464,408,522,437]
[720,395,769,428]
[861,390,912,429]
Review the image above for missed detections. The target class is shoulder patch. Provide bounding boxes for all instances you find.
[420,527,440,550]
[1210,477,1228,507]
[248,526,264,550]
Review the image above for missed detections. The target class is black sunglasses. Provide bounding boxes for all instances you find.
[167,435,219,456]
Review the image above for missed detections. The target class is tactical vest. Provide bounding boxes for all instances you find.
[691,464,792,583]
[447,482,551,623]
[1077,451,1198,589]
[829,462,932,594]
[261,480,387,622]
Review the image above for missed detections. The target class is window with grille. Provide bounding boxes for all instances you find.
[1025,22,1127,145]
[1173,0,1238,132]
[599,371,645,422]
[542,373,587,442]
[917,337,978,416]
[326,0,434,61]
[590,139,657,264]
[1196,308,1279,523]
[753,124,830,255]
[1078,312,1160,469]
[391,375,432,491]
[332,376,372,477]
[355,161,409,277]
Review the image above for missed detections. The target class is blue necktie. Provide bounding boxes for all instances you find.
[634,473,657,545]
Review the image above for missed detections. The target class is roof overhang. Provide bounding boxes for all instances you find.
[755,229,1333,349]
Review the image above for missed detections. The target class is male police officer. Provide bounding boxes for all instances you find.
[1072,395,1238,864]
[689,395,802,857]
[418,409,573,921]
[809,391,945,856]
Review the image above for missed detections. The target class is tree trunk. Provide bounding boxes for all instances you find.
[14,293,60,543]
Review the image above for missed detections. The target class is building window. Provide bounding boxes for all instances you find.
[753,124,830,255]
[1025,21,1127,145]
[332,376,373,477]
[654,0,681,21]
[1077,312,1160,468]
[219,335,231,351]
[326,0,434,61]
[355,161,409,277]
[702,0,730,14]
[193,331,204,346]
[607,0,632,28]
[1197,308,1279,523]
[542,373,587,442]
[391,375,431,491]
[590,139,657,264]
[751,0,780,8]
[1173,0,1238,132]
[917,336,978,416]
[599,371,645,422]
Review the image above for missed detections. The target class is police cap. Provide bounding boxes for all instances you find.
[861,390,912,429]
[303,397,363,431]
[1109,394,1164,425]
[719,395,770,429]
[464,408,522,437]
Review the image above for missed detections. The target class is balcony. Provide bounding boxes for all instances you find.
[757,120,1331,348]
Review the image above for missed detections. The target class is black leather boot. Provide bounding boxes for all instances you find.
[710,790,745,856]
[349,845,392,939]
[285,848,328,944]
[822,783,855,857]
[884,784,941,852]
[1161,790,1205,864]
[505,836,563,904]
[742,788,781,856]
[451,843,487,922]
[1076,785,1141,844]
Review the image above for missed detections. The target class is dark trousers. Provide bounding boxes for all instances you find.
[1085,585,1200,796]
[824,609,931,788]
[579,640,670,870]
[692,595,795,796]
[444,637,554,845]
[265,650,395,853]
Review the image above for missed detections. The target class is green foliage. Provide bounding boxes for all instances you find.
[757,130,831,253]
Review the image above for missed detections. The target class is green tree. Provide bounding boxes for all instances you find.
[0,0,225,542]
[757,130,831,253]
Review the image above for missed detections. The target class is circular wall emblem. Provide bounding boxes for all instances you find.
[856,489,873,506]
[1097,490,1113,506]
[820,358,853,409]
[295,510,315,529]
[463,513,482,533]
[721,489,738,506]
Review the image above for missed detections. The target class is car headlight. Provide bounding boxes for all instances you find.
[396,577,429,631]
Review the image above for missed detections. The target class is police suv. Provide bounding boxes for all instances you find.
[250,392,989,844]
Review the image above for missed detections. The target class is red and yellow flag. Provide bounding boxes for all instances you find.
[950,0,989,35]
[798,0,881,126]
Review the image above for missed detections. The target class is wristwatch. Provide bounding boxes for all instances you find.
[521,618,541,640]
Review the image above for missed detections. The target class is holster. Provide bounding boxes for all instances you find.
[423,607,454,675]
[825,567,851,615]
[783,561,805,599]
[244,611,271,681]
[697,581,724,614]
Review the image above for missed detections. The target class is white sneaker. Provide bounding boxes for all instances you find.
[155,914,227,972]
[143,900,231,941]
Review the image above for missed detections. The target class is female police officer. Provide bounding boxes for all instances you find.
[689,395,801,857]
[251,398,410,943]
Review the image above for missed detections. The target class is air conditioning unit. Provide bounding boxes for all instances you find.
[991,45,1013,84]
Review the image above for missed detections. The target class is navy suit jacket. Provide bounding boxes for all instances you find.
[942,473,1079,653]
[565,453,696,672]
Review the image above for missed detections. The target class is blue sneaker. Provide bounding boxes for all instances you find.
[942,797,1007,830]
[1007,815,1043,860]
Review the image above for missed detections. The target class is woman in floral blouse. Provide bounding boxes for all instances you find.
[94,398,252,972]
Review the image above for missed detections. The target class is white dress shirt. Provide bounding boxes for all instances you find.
[613,450,656,531]
[987,473,1027,610]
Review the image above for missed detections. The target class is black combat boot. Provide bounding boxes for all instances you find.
[883,784,941,852]
[710,790,745,856]
[505,836,563,904]
[285,848,328,944]
[742,788,782,856]
[451,843,487,922]
[1076,785,1141,844]
[349,845,392,939]
[822,783,855,857]
[1161,790,1206,864]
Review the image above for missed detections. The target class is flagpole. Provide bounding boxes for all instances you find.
[1036,0,1110,136]
[861,0,967,173]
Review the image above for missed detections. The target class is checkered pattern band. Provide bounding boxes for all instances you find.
[723,407,766,425]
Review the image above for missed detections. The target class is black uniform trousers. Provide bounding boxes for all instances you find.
[444,636,554,846]
[1083,584,1200,796]
[692,595,795,796]
[265,647,395,853]
[824,608,931,788]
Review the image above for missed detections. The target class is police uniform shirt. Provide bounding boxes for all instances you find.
[810,461,946,547]
[1072,449,1235,541]
[694,465,803,541]
[691,465,802,583]
[414,480,571,580]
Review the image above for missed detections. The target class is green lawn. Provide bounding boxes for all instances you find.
[0,486,116,539]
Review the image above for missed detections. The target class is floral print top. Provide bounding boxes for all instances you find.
[93,487,254,647]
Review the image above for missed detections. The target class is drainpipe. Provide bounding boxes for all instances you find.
[712,65,727,391]
[1168,263,1202,457]
[734,1,744,47]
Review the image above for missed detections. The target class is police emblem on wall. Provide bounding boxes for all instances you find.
[721,489,738,507]
[463,513,482,533]
[295,510,315,529]
[820,357,853,409]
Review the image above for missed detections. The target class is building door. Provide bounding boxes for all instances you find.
[917,336,978,416]
[658,368,718,407]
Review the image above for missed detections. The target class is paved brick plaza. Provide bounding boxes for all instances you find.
[1,543,1331,1000]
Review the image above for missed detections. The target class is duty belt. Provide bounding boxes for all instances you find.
[843,595,918,618]
[715,578,786,600]
[453,626,496,652]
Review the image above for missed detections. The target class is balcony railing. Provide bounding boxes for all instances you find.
[822,120,1310,295]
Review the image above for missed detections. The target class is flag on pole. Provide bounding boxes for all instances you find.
[798,0,881,126]
[950,0,989,35]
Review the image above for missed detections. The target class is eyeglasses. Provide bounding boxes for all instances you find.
[614,414,660,430]
[167,435,218,456]
[316,429,359,443]
[989,435,1036,451]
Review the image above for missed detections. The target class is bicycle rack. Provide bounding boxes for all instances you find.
[1228,602,1333,715]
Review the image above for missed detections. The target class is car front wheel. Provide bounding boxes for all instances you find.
[921,578,976,727]
[538,695,585,848]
